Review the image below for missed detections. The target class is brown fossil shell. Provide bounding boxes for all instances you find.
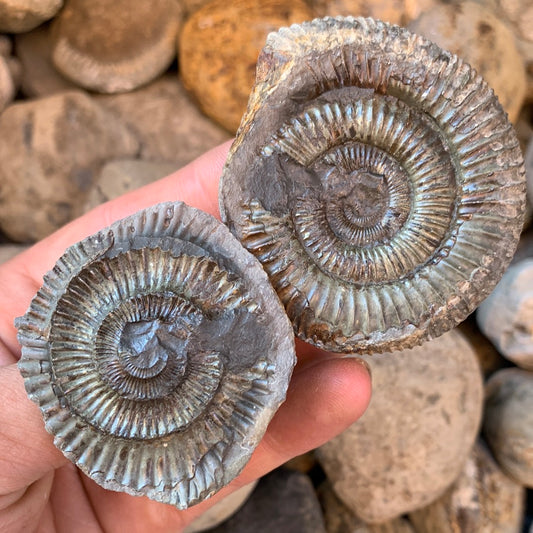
[219,16,527,354]
[16,203,295,508]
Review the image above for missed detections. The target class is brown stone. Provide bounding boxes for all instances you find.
[82,159,178,212]
[311,0,404,24]
[0,91,139,242]
[0,54,14,112]
[483,368,533,487]
[14,25,78,98]
[0,0,62,33]
[179,0,312,133]
[184,481,258,533]
[96,76,231,165]
[51,0,183,93]
[0,34,11,56]
[317,330,483,523]
[319,482,416,533]
[409,441,525,533]
[207,469,326,533]
[458,319,507,377]
[0,244,29,264]
[408,1,526,122]
[283,451,317,474]
[477,259,533,370]
[497,0,533,43]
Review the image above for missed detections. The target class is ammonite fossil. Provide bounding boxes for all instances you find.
[16,203,295,508]
[219,16,526,354]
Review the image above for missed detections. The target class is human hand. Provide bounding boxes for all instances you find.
[0,141,371,533]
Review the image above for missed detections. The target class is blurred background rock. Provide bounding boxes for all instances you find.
[0,0,532,531]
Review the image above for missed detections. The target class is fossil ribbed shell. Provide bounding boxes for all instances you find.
[16,202,295,508]
[219,16,526,354]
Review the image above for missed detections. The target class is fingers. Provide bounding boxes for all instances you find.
[77,356,372,531]
[0,141,232,358]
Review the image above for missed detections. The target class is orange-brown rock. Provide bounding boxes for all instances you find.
[179,0,312,133]
[408,1,526,122]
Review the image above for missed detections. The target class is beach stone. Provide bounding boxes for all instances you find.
[409,441,525,533]
[184,481,258,533]
[14,25,78,98]
[319,482,416,533]
[458,319,507,377]
[208,469,326,533]
[82,159,177,212]
[50,0,182,93]
[0,55,14,112]
[496,0,533,44]
[408,1,526,122]
[96,76,230,165]
[311,0,404,24]
[0,0,62,33]
[477,259,533,370]
[0,34,11,56]
[0,90,139,242]
[0,244,29,264]
[317,330,483,523]
[283,451,317,474]
[179,0,312,133]
[483,368,533,487]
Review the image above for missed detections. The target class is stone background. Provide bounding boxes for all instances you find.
[1,0,533,531]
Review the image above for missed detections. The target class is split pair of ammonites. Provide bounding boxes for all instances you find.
[16,17,526,508]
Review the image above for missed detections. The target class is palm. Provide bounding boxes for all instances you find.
[0,143,371,533]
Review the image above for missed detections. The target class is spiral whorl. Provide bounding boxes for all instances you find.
[17,202,295,508]
[220,17,526,354]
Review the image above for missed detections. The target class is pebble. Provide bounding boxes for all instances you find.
[0,55,14,112]
[82,159,178,213]
[458,319,507,377]
[96,76,231,165]
[311,0,404,25]
[14,25,78,98]
[409,441,525,533]
[51,0,183,93]
[317,330,483,523]
[477,259,533,370]
[319,482,416,533]
[0,34,11,56]
[207,468,326,532]
[408,1,526,123]
[184,481,258,533]
[179,0,313,133]
[0,91,139,242]
[0,0,62,33]
[496,0,533,44]
[483,368,533,487]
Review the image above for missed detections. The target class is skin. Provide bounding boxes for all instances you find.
[0,141,372,533]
